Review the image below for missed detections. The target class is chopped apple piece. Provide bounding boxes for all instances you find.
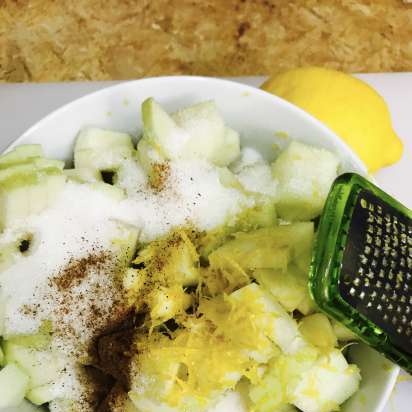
[0,145,43,168]
[291,349,361,412]
[0,363,29,408]
[271,142,339,221]
[299,313,337,350]
[139,98,240,170]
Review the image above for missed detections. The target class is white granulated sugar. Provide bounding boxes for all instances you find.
[162,128,192,158]
[230,147,277,197]
[230,146,265,173]
[236,163,277,197]
[41,360,81,401]
[170,159,252,231]
[0,154,252,409]
[0,181,133,337]
[121,159,251,242]
[116,158,148,192]
[48,361,101,412]
[0,157,249,336]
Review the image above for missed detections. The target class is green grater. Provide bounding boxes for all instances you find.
[309,172,412,373]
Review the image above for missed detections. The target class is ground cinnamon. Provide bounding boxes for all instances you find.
[149,161,171,192]
[51,251,110,291]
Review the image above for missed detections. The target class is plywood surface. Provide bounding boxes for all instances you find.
[1,0,412,82]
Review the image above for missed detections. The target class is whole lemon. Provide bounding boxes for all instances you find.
[261,67,403,173]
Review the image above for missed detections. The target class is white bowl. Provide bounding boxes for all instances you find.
[7,76,398,412]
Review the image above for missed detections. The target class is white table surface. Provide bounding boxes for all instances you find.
[0,75,411,411]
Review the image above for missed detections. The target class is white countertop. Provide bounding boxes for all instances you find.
[0,75,411,411]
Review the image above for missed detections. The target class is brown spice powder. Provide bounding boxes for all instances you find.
[51,252,110,292]
[97,383,129,412]
[42,249,133,410]
[149,161,171,192]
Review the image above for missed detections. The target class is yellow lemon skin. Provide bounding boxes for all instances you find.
[261,67,403,173]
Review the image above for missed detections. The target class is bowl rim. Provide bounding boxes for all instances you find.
[6,75,399,412]
[12,76,365,176]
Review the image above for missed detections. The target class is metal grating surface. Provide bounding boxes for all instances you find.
[339,189,412,354]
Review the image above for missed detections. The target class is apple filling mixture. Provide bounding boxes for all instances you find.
[0,99,360,412]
